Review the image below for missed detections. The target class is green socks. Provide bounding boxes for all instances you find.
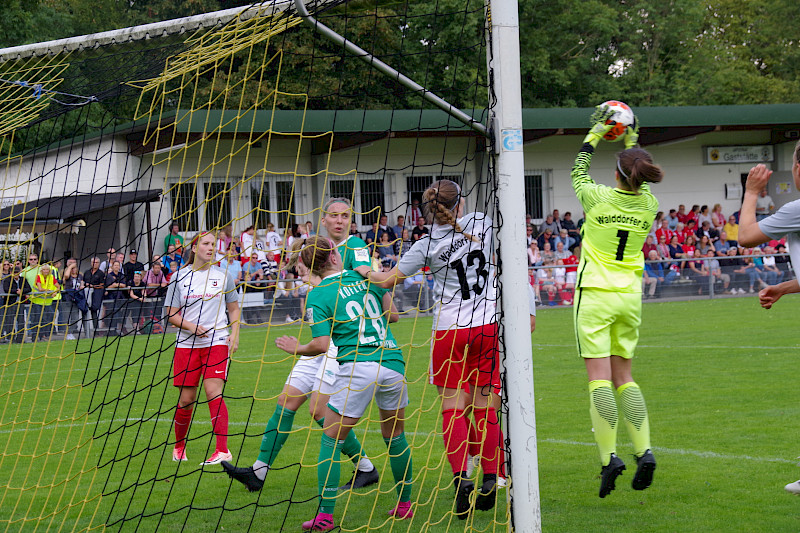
[316,417,371,469]
[258,404,296,466]
[588,380,618,466]
[617,382,651,457]
[384,434,413,502]
[318,433,344,514]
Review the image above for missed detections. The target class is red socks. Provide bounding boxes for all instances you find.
[173,406,193,445]
[208,396,229,452]
[472,407,502,475]
[442,409,469,474]
[468,418,481,457]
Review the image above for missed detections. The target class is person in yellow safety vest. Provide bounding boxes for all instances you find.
[30,263,60,342]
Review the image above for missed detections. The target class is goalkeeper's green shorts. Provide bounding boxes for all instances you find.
[573,287,641,359]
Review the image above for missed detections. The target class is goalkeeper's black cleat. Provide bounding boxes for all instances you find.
[632,449,656,491]
[474,474,497,511]
[598,453,626,498]
[338,467,379,490]
[221,461,264,492]
[453,475,474,519]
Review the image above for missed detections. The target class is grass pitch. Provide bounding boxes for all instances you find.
[1,296,800,532]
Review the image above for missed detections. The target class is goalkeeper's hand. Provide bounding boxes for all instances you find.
[583,105,616,147]
[625,116,640,148]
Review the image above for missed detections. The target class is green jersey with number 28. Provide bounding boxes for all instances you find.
[571,144,659,292]
[307,270,404,375]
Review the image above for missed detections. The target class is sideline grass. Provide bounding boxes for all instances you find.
[1,296,799,531]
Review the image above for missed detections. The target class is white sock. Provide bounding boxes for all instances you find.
[253,459,269,480]
[357,457,374,472]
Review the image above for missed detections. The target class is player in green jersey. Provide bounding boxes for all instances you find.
[572,105,664,498]
[275,236,412,531]
[222,199,380,493]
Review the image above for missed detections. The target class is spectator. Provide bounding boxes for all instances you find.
[562,211,581,245]
[642,235,657,258]
[666,209,679,231]
[686,251,710,295]
[83,257,105,333]
[723,247,747,294]
[711,204,725,230]
[349,221,362,238]
[216,225,234,262]
[104,260,127,336]
[408,198,423,226]
[0,260,10,279]
[376,232,397,266]
[164,223,185,253]
[240,225,264,261]
[563,248,579,288]
[695,220,719,242]
[554,228,576,252]
[537,228,555,250]
[2,267,29,343]
[302,220,315,238]
[127,271,147,332]
[525,224,535,246]
[723,215,739,246]
[411,216,429,241]
[689,204,701,224]
[755,188,775,221]
[697,205,713,228]
[162,244,184,271]
[99,248,115,272]
[399,269,426,312]
[696,234,714,256]
[30,263,60,341]
[218,246,243,284]
[642,251,662,299]
[682,234,697,260]
[392,215,406,240]
[654,219,673,244]
[676,204,690,224]
[144,258,169,332]
[554,241,570,261]
[540,241,555,264]
[536,258,558,306]
[774,243,791,274]
[668,235,685,273]
[242,253,265,291]
[274,271,303,323]
[539,214,559,235]
[656,234,670,259]
[706,250,731,294]
[364,222,379,245]
[395,228,414,261]
[21,253,40,290]
[115,252,125,266]
[62,260,87,340]
[123,249,145,283]
[551,209,564,232]
[376,214,397,243]
[527,241,542,267]
[682,219,698,241]
[166,261,179,282]
[714,232,733,256]
[738,255,764,293]
[265,223,281,257]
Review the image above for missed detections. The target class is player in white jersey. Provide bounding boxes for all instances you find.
[223,198,381,492]
[165,231,241,466]
[369,179,501,518]
[736,141,800,494]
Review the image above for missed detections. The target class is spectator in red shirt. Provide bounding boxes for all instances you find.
[642,235,657,258]
[676,204,690,224]
[682,220,698,243]
[654,219,673,244]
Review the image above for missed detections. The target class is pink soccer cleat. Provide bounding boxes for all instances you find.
[301,513,335,531]
[388,501,414,519]
[200,449,233,466]
[172,445,188,462]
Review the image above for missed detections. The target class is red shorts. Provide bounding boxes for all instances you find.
[431,323,499,391]
[173,344,230,387]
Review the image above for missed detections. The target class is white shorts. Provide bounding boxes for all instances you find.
[328,362,408,419]
[285,344,340,396]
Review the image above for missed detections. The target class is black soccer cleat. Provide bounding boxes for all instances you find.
[221,461,264,492]
[338,467,379,490]
[632,449,656,491]
[598,453,626,498]
[474,475,497,511]
[453,476,474,519]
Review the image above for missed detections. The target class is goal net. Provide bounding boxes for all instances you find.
[0,0,532,531]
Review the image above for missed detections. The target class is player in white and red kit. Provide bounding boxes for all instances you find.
[165,231,241,465]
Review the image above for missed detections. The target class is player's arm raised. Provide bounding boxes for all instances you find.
[738,164,772,247]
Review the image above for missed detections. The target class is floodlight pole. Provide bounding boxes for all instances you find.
[487,0,542,531]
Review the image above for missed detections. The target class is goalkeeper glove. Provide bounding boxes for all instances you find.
[583,105,616,148]
[625,116,639,149]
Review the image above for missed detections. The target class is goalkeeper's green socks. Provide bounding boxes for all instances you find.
[384,434,413,502]
[318,434,344,514]
[617,382,651,457]
[588,380,618,466]
[256,404,296,472]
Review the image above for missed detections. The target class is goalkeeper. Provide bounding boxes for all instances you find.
[571,105,663,498]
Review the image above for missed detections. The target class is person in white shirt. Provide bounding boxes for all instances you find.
[165,231,240,466]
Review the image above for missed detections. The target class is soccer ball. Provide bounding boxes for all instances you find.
[599,100,635,142]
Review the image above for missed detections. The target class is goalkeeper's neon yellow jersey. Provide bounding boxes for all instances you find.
[571,144,659,292]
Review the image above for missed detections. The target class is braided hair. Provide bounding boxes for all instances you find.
[421,179,479,243]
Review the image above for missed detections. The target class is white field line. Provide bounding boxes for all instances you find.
[0,417,794,465]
